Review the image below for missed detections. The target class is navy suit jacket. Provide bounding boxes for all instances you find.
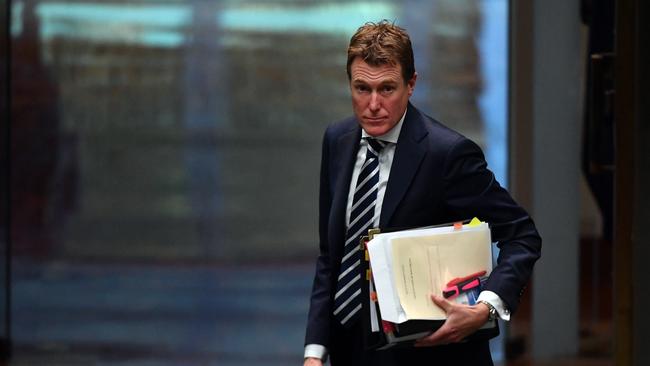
[305,103,541,359]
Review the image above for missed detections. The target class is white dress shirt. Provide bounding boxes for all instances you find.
[305,110,509,361]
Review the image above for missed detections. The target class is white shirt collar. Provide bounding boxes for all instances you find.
[361,107,407,144]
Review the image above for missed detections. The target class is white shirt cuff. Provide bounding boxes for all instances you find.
[304,344,328,361]
[477,290,511,321]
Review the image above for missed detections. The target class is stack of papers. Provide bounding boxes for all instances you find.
[367,220,492,324]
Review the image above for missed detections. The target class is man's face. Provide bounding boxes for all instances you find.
[349,57,417,137]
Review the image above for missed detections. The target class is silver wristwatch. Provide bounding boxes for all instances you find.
[477,300,498,321]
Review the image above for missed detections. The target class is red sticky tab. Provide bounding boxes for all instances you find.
[382,320,395,334]
[453,222,463,230]
[370,291,378,302]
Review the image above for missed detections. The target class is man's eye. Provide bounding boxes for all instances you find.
[356,86,369,93]
[381,86,395,94]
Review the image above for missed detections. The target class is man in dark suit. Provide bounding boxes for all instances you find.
[304,21,541,366]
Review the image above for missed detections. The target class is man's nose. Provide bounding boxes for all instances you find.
[369,92,381,111]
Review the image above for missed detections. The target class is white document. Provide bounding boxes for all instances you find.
[366,221,492,323]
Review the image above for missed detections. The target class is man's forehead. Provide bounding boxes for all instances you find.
[350,60,403,83]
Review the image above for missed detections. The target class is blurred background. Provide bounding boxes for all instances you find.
[1,0,649,365]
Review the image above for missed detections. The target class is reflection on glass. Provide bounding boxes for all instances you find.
[10,0,507,363]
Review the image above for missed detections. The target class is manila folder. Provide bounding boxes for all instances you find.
[390,223,492,320]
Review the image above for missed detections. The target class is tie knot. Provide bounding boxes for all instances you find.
[366,138,386,155]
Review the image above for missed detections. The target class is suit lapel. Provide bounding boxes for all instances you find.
[380,103,428,227]
[329,125,361,259]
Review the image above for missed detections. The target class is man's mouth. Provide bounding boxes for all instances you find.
[365,117,386,122]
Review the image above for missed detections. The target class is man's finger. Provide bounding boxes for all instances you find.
[414,323,449,347]
[414,333,444,347]
[430,294,453,312]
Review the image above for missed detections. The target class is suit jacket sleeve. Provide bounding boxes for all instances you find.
[304,127,335,347]
[442,136,541,314]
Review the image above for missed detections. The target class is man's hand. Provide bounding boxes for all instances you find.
[414,294,490,347]
[303,357,323,366]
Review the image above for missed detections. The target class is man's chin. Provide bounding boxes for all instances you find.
[361,122,391,137]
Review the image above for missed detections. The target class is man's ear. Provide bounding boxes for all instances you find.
[407,72,418,96]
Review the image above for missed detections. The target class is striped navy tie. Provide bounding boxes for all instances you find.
[334,138,386,327]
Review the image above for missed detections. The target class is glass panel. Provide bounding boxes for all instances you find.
[10,0,508,363]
